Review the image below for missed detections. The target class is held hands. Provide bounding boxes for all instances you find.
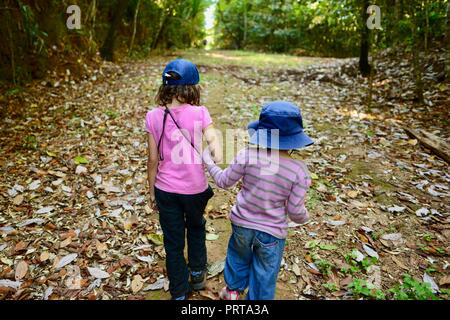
[202,148,216,166]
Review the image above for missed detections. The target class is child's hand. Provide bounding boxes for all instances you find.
[149,193,157,211]
[202,148,215,165]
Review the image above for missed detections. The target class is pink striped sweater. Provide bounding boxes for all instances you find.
[204,147,311,239]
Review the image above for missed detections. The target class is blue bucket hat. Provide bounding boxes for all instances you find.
[162,59,200,85]
[248,101,314,150]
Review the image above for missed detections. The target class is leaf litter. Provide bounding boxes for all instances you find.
[0,50,449,300]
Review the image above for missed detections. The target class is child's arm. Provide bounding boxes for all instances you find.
[203,149,245,189]
[147,133,159,204]
[286,175,311,224]
[203,124,223,163]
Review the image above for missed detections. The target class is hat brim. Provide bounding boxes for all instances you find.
[248,121,314,150]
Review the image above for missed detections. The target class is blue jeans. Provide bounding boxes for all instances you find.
[224,224,286,300]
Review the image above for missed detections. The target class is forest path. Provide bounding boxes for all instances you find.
[0,50,448,300]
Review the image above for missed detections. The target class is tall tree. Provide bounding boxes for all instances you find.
[446,1,450,81]
[100,0,130,61]
[411,1,424,103]
[359,0,371,77]
[129,0,141,56]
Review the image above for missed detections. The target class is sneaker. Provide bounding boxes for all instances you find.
[219,287,239,300]
[190,270,206,291]
[172,295,186,300]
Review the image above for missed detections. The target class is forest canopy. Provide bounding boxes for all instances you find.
[0,0,449,83]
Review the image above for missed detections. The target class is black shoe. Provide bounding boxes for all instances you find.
[190,270,206,291]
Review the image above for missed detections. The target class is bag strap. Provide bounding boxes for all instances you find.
[157,106,201,161]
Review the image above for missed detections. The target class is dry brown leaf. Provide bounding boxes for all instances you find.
[439,276,450,286]
[391,256,408,270]
[40,251,50,262]
[123,215,139,230]
[199,290,218,300]
[15,261,28,280]
[95,240,108,252]
[347,190,359,198]
[131,275,144,293]
[13,194,24,206]
[60,237,72,248]
[14,241,28,252]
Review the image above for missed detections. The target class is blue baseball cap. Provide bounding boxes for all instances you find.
[162,59,200,85]
[248,101,314,150]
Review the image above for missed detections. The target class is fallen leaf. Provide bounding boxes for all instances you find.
[319,244,337,251]
[292,263,301,276]
[75,165,88,175]
[207,260,225,279]
[0,279,22,290]
[60,237,72,248]
[199,290,218,300]
[17,218,45,228]
[36,206,54,214]
[423,273,439,293]
[87,267,110,279]
[206,233,219,241]
[143,278,165,291]
[415,207,430,217]
[381,233,402,241]
[14,241,28,252]
[387,206,406,213]
[28,180,41,190]
[56,253,78,269]
[147,234,164,246]
[43,286,54,300]
[13,194,24,206]
[95,240,108,253]
[131,275,144,293]
[15,261,28,280]
[351,249,365,262]
[74,155,89,165]
[136,255,154,263]
[363,244,379,259]
[439,276,450,286]
[347,190,359,198]
[326,220,346,226]
[40,251,50,262]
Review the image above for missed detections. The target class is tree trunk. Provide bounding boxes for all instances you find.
[411,6,424,103]
[243,0,247,48]
[100,0,129,61]
[129,0,141,56]
[446,2,450,81]
[151,14,169,50]
[359,0,371,77]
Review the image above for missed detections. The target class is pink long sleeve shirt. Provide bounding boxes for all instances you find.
[204,147,311,239]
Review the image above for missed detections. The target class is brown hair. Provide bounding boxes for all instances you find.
[155,84,201,106]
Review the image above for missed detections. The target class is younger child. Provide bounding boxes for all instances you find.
[203,101,313,300]
[146,59,221,300]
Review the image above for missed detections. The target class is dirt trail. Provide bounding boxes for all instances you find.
[0,51,448,300]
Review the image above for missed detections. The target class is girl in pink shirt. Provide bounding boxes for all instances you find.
[145,59,221,300]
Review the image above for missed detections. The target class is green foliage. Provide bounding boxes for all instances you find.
[74,155,89,165]
[0,0,212,83]
[348,278,385,300]
[322,282,339,292]
[389,274,440,300]
[105,110,120,119]
[215,0,449,57]
[343,250,378,273]
[23,135,38,150]
[315,259,334,276]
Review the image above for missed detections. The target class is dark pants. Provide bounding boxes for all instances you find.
[155,186,214,298]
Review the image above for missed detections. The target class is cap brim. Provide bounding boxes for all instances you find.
[248,129,314,150]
